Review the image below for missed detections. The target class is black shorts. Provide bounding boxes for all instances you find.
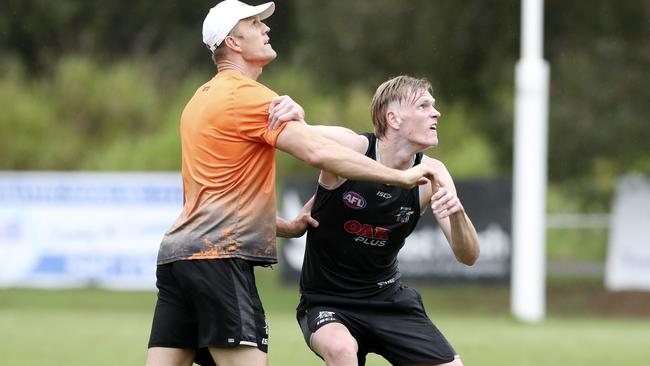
[148,258,268,366]
[297,286,457,366]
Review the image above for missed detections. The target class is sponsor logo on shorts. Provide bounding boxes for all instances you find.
[343,191,367,209]
[315,310,336,326]
[344,219,390,247]
[377,277,397,288]
[261,321,269,345]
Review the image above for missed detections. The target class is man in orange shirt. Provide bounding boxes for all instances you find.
[145,1,437,366]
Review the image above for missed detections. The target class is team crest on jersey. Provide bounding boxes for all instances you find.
[395,206,414,223]
[342,191,367,209]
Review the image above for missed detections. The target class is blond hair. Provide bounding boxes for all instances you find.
[370,75,432,138]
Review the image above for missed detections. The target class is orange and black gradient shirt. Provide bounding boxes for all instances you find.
[157,70,287,265]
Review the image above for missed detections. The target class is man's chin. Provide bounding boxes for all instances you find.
[260,51,277,66]
[423,139,438,150]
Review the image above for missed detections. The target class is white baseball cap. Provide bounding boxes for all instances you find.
[202,0,275,52]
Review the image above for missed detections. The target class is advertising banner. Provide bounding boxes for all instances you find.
[605,175,650,291]
[0,172,181,290]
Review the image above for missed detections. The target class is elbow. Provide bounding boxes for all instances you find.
[460,256,478,266]
[457,256,476,266]
[305,152,325,168]
[456,247,480,266]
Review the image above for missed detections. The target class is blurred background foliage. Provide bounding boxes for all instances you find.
[0,0,648,211]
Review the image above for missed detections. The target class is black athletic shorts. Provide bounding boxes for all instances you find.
[297,286,457,366]
[148,258,269,366]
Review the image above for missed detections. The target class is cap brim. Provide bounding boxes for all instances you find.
[253,2,274,20]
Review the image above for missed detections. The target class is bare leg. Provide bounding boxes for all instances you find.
[209,345,268,366]
[310,323,358,366]
[145,347,195,366]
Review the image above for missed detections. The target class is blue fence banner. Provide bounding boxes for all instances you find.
[0,172,182,290]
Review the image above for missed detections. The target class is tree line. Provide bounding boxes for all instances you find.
[1,0,648,208]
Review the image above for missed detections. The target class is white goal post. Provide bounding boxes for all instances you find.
[511,0,550,322]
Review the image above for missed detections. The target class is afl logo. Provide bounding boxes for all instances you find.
[342,191,367,209]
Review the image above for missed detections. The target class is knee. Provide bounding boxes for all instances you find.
[319,337,357,362]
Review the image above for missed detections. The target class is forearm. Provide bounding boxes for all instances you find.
[276,215,297,238]
[448,211,480,265]
[277,123,408,186]
[313,137,406,186]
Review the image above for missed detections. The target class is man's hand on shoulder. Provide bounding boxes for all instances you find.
[268,95,304,128]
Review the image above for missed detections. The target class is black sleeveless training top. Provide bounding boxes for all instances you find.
[299,133,423,305]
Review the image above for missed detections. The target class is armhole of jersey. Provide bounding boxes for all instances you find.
[317,134,371,191]
[419,184,428,216]
[416,152,427,216]
[318,176,348,190]
[360,133,374,156]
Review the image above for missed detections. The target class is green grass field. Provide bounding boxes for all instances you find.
[1,270,649,366]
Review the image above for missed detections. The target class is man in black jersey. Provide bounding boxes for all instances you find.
[276,75,481,366]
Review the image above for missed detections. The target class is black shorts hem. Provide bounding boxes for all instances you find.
[394,355,457,365]
[147,342,196,350]
[198,341,266,352]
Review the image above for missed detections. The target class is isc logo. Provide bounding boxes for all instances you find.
[376,191,392,199]
[342,191,367,209]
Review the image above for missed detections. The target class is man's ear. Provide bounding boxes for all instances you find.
[223,35,242,52]
[386,110,401,130]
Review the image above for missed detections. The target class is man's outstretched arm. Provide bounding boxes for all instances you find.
[275,121,435,189]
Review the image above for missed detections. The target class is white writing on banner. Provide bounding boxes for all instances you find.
[605,175,650,291]
[0,172,182,289]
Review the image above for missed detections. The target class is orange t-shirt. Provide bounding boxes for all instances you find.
[157,70,287,265]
